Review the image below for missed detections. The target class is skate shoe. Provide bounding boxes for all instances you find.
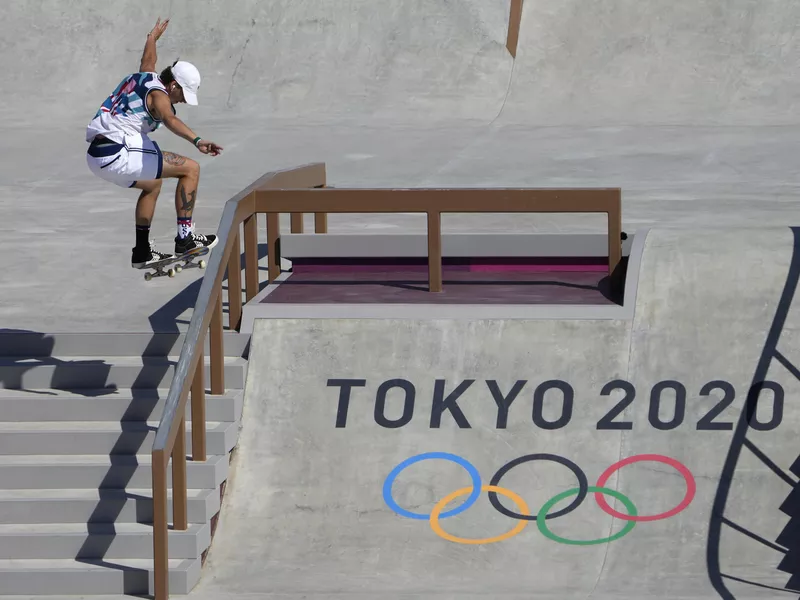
[131,242,175,269]
[175,231,218,256]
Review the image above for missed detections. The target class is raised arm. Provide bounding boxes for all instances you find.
[139,18,169,73]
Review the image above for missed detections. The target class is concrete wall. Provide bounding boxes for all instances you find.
[0,0,512,126]
[501,0,800,126]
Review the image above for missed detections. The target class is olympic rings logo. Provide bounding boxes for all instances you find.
[383,452,696,546]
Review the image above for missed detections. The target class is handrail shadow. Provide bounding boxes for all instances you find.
[0,329,117,396]
[707,226,800,597]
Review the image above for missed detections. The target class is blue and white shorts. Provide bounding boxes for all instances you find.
[86,133,163,188]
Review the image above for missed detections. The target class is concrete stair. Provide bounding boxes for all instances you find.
[0,453,230,490]
[0,420,239,456]
[0,388,243,422]
[0,558,201,596]
[0,488,221,524]
[0,356,248,390]
[0,331,248,597]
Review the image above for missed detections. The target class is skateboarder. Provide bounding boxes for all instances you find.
[85,17,222,269]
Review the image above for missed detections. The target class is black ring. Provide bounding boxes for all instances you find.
[488,453,589,521]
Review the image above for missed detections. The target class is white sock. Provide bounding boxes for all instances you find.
[177,217,192,239]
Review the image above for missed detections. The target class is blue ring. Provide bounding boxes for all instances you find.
[383,452,482,520]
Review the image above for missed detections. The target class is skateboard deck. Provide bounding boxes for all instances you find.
[142,246,211,281]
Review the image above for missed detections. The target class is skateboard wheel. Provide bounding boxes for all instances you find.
[144,273,152,282]
[168,269,176,278]
[198,260,206,269]
[175,265,183,273]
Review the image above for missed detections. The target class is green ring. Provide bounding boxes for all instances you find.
[536,486,637,546]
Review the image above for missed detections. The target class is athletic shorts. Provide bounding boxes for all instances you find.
[86,133,163,188]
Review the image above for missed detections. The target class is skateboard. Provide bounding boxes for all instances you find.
[142,246,210,281]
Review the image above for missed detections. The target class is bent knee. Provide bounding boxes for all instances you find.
[134,179,163,193]
[186,158,200,178]
[176,155,199,176]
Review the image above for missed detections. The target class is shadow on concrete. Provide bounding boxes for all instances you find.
[0,329,117,396]
[68,244,258,596]
[157,241,267,330]
[778,453,800,591]
[71,302,188,592]
[707,226,800,598]
[0,239,257,596]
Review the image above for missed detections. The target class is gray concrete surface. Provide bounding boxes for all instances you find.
[2,1,800,332]
[186,229,800,598]
[500,0,800,127]
[2,1,800,595]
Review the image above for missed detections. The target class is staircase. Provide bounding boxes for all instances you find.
[0,331,249,596]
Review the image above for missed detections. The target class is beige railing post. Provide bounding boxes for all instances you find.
[243,214,259,302]
[314,212,328,233]
[427,211,443,292]
[290,213,304,233]
[172,418,188,530]
[507,0,524,58]
[266,209,281,283]
[227,230,243,330]
[608,195,623,276]
[191,359,207,463]
[210,291,225,395]
[152,451,169,600]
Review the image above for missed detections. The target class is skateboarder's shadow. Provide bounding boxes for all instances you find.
[149,239,262,330]
[0,329,118,396]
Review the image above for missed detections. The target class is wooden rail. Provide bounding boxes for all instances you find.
[257,188,623,292]
[150,162,622,598]
[150,163,327,600]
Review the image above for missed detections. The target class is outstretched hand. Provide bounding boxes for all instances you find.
[197,140,223,156]
[148,17,170,41]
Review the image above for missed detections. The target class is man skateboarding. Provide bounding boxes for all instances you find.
[85,18,222,269]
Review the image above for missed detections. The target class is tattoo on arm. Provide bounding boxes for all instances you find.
[163,152,187,166]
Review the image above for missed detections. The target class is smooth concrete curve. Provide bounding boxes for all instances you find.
[187,228,800,599]
[501,0,800,127]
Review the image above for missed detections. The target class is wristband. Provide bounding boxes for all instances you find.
[193,137,202,147]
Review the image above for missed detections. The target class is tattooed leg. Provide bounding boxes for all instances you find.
[161,151,201,220]
[177,181,197,219]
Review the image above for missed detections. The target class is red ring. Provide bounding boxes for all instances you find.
[594,454,696,522]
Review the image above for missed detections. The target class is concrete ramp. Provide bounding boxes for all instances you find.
[0,0,512,125]
[188,228,800,599]
[502,0,800,126]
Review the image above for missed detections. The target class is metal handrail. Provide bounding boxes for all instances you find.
[150,163,327,600]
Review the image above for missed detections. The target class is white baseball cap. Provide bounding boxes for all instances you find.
[172,60,201,105]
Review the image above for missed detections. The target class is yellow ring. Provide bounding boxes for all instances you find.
[430,485,529,545]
